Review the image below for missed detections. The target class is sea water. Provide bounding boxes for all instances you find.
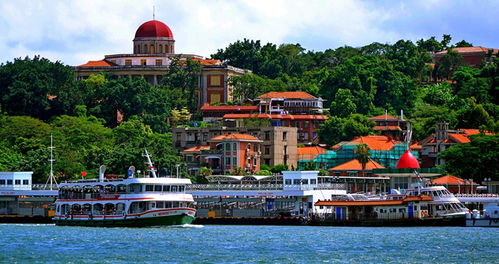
[0,224,497,263]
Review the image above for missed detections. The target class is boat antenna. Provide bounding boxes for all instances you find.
[153,5,155,20]
[144,149,157,178]
[44,134,59,190]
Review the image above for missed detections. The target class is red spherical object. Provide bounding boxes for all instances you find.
[135,20,173,38]
[396,149,420,169]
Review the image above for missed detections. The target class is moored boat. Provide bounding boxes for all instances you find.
[53,150,196,227]
[466,202,499,227]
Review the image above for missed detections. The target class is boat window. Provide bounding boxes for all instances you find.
[117,185,127,193]
[163,185,170,192]
[293,179,300,185]
[148,202,155,210]
[146,185,154,192]
[93,203,103,215]
[285,179,291,185]
[154,185,162,192]
[172,201,179,208]
[156,201,164,208]
[171,186,178,192]
[179,186,184,192]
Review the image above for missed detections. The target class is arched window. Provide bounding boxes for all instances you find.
[150,45,155,54]
[159,44,163,53]
[137,45,141,53]
[144,44,148,53]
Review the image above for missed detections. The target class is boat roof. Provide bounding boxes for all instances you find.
[315,195,433,206]
[60,177,192,187]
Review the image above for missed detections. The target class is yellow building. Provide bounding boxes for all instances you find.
[74,19,250,106]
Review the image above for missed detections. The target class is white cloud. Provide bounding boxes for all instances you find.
[0,0,497,66]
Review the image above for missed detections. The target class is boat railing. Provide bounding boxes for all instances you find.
[455,193,498,198]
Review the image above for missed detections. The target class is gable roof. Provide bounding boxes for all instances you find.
[429,175,476,185]
[330,159,384,171]
[257,91,317,99]
[77,59,116,67]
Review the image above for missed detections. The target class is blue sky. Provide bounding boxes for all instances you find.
[0,0,497,66]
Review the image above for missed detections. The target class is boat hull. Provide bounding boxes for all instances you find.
[54,214,195,227]
[466,218,499,227]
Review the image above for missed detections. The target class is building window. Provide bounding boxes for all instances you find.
[150,45,155,54]
[225,157,231,166]
[264,159,270,165]
[186,156,193,162]
[155,59,162,66]
[233,143,237,152]
[125,59,132,66]
[253,144,258,152]
[265,146,270,155]
[140,59,147,65]
[253,158,257,166]
[232,157,237,167]
[159,44,163,53]
[247,144,251,150]
[304,121,309,128]
[264,131,270,141]
[225,143,231,151]
[283,132,287,141]
[208,75,222,86]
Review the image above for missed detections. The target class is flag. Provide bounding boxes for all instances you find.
[81,171,87,177]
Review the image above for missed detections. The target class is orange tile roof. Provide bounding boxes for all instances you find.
[191,58,222,66]
[297,146,328,157]
[182,145,210,152]
[329,159,384,171]
[368,114,400,120]
[429,175,476,185]
[223,114,328,120]
[350,136,399,151]
[435,46,499,54]
[200,104,258,112]
[77,59,116,67]
[448,133,470,143]
[373,126,402,131]
[257,91,317,99]
[458,129,494,136]
[210,134,261,141]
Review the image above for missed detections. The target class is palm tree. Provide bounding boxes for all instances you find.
[355,144,371,177]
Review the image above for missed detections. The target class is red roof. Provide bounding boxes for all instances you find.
[435,46,499,55]
[429,175,476,185]
[200,104,258,112]
[330,159,384,171]
[135,20,173,38]
[396,149,420,169]
[182,145,210,153]
[210,134,261,141]
[223,114,328,120]
[257,91,317,99]
[191,58,222,66]
[297,146,327,158]
[350,136,399,151]
[448,133,470,143]
[77,60,116,67]
[368,114,400,121]
[373,126,401,131]
[410,143,422,150]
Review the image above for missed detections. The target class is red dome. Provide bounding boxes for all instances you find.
[396,149,420,169]
[135,20,173,38]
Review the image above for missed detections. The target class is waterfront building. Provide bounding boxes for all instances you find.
[427,175,478,194]
[174,126,297,173]
[368,113,410,142]
[74,19,250,106]
[254,91,325,115]
[200,104,258,122]
[189,171,346,218]
[0,172,56,217]
[299,135,419,170]
[432,46,498,67]
[419,123,493,167]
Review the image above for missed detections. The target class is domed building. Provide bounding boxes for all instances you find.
[74,19,250,106]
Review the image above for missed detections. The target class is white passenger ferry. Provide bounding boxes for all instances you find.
[53,151,196,227]
[406,185,469,218]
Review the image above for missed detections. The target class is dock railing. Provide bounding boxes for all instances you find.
[187,183,345,191]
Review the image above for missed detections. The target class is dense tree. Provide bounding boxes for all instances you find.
[439,134,498,182]
[0,56,77,120]
[330,89,356,118]
[317,114,374,146]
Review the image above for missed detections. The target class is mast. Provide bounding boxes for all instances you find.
[144,149,157,178]
[45,134,58,190]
